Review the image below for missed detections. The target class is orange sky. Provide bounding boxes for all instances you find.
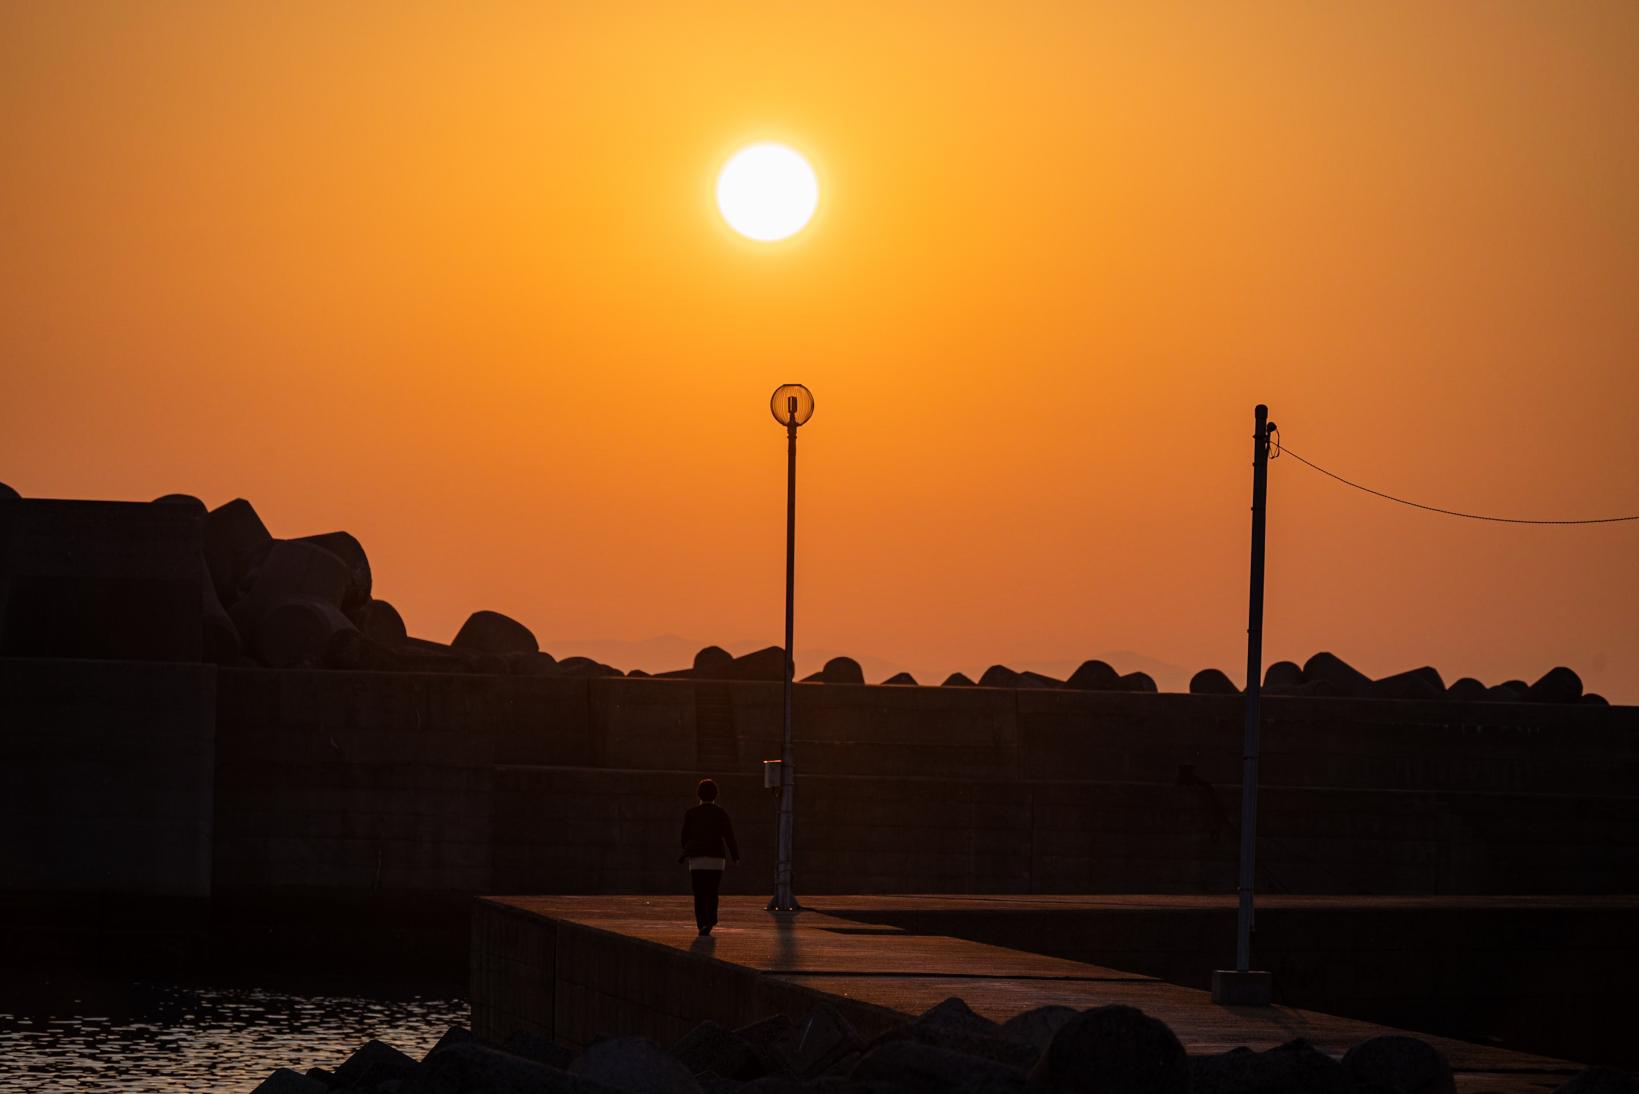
[3,3,1637,699]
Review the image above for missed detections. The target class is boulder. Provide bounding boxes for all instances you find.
[1339,1035,1455,1094]
[255,596,363,669]
[1189,669,1237,696]
[1555,1068,1639,1093]
[153,493,206,511]
[1116,671,1158,693]
[722,646,788,682]
[204,498,274,606]
[1263,660,1304,693]
[850,1040,1030,1093]
[453,610,538,655]
[820,656,865,684]
[230,539,352,648]
[1030,1005,1188,1094]
[1016,671,1063,689]
[1373,667,1445,701]
[0,481,18,500]
[732,1012,798,1081]
[882,996,1036,1069]
[297,531,372,610]
[1583,693,1610,706]
[508,650,560,676]
[1487,681,1528,702]
[978,665,1020,688]
[882,672,919,686]
[1066,660,1120,691]
[422,1026,475,1061]
[502,1029,575,1070]
[942,672,975,687]
[1446,677,1487,701]
[671,1020,764,1081]
[999,1004,1077,1056]
[351,598,408,646]
[396,637,478,674]
[569,1036,701,1094]
[200,557,241,666]
[695,645,734,677]
[349,634,406,673]
[735,1078,806,1094]
[1189,1039,1348,1094]
[626,668,650,678]
[405,1040,599,1094]
[767,1003,863,1079]
[734,1075,803,1094]
[734,1014,794,1051]
[250,1070,329,1094]
[1301,652,1372,698]
[913,997,1001,1037]
[1528,666,1583,704]
[334,1040,419,1090]
[556,655,620,677]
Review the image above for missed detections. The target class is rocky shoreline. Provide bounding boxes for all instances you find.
[252,997,1634,1093]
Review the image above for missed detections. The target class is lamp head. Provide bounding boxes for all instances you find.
[769,384,815,428]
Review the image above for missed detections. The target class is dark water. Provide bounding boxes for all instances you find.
[0,976,467,1093]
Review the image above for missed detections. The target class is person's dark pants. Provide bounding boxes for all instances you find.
[690,868,723,932]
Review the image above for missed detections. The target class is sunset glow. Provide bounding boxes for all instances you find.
[2,4,1637,700]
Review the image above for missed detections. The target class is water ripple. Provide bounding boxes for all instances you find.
[0,981,467,1093]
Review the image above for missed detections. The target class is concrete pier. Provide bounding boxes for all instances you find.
[471,895,1593,1093]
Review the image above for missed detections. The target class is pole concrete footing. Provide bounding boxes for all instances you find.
[1211,969,1273,1006]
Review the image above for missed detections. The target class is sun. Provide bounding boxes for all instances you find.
[716,142,819,242]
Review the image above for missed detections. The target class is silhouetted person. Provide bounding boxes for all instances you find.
[680,778,739,935]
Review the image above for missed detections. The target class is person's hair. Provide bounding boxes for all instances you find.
[697,778,719,802]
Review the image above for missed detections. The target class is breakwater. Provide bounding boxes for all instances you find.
[4,656,1635,914]
[2,494,1637,972]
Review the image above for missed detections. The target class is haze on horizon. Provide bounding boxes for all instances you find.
[3,3,1637,700]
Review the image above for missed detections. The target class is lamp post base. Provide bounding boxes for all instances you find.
[1211,969,1273,1006]
[766,898,803,914]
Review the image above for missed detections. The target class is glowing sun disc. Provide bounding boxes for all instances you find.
[716,143,819,241]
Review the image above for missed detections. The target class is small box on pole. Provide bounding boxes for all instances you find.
[763,759,783,790]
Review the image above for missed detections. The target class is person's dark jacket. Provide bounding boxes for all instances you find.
[680,802,740,862]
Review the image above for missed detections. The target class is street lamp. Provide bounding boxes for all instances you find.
[768,383,813,913]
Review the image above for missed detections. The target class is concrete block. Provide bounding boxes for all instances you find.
[1,500,206,662]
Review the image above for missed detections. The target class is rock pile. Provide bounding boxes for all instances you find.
[642,639,1606,704]
[5,486,1602,701]
[661,645,788,682]
[250,1000,1629,1093]
[1217,652,1607,705]
[190,495,619,678]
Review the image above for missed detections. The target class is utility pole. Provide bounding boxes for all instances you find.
[1213,403,1274,1006]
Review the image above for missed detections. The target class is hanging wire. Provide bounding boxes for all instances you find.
[1271,436,1639,525]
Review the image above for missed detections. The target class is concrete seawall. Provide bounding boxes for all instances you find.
[209,666,1639,902]
[4,656,1636,924]
[1,658,215,898]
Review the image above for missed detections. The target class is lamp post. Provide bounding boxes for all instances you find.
[768,383,813,914]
